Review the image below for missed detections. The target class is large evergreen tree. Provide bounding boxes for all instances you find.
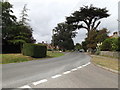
[19,4,29,25]
[1,1,17,45]
[66,5,110,52]
[10,4,36,45]
[66,5,110,38]
[1,1,36,53]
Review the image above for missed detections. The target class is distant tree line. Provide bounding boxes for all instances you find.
[1,1,36,53]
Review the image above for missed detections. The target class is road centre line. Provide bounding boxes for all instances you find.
[82,64,87,67]
[33,79,48,85]
[82,62,91,67]
[63,71,71,74]
[71,68,78,71]
[86,62,91,65]
[77,66,82,69]
[19,85,31,88]
[20,62,91,87]
[51,74,62,78]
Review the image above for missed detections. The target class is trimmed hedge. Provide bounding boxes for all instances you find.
[22,43,47,58]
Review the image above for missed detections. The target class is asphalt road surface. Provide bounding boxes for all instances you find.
[31,64,118,88]
[2,52,118,88]
[2,52,90,88]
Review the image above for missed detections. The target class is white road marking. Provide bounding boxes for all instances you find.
[77,62,91,69]
[77,66,82,69]
[33,79,48,86]
[82,62,91,67]
[71,68,77,71]
[51,74,62,78]
[86,62,91,65]
[63,71,71,74]
[82,64,87,67]
[19,62,91,88]
[19,85,31,88]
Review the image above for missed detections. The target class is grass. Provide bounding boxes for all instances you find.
[0,51,64,64]
[100,55,120,59]
[47,51,64,58]
[91,55,120,71]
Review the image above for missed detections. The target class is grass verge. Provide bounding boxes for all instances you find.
[91,55,119,71]
[0,51,64,64]
[47,51,64,58]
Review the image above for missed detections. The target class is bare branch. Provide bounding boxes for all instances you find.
[91,18,97,29]
[78,24,88,31]
[94,21,101,30]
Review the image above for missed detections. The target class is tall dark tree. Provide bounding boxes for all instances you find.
[66,5,110,37]
[1,1,36,53]
[52,22,77,50]
[10,4,36,45]
[1,1,17,45]
[19,4,29,25]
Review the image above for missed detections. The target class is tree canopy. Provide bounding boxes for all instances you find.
[82,28,109,51]
[52,23,76,50]
[19,4,29,25]
[74,43,82,51]
[1,1,36,53]
[66,5,110,37]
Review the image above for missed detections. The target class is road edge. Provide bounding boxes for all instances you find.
[86,53,119,74]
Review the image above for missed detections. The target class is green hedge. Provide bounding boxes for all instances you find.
[22,43,47,58]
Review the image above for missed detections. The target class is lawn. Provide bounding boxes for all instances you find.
[0,51,64,64]
[47,51,64,58]
[91,55,119,71]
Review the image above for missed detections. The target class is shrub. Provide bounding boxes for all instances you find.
[100,38,112,51]
[22,43,47,58]
[100,38,119,51]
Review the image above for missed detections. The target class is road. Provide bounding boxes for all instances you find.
[2,52,90,88]
[2,52,118,88]
[31,64,118,88]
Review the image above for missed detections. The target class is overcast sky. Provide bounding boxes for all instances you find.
[9,0,119,44]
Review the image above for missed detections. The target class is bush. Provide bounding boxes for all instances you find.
[22,43,47,58]
[100,38,119,51]
[100,38,112,51]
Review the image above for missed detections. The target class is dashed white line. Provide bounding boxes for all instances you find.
[82,62,91,67]
[51,74,62,78]
[77,66,82,69]
[19,85,31,88]
[86,62,91,65]
[19,62,91,87]
[71,68,77,71]
[63,71,71,74]
[33,79,48,85]
[82,64,87,67]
